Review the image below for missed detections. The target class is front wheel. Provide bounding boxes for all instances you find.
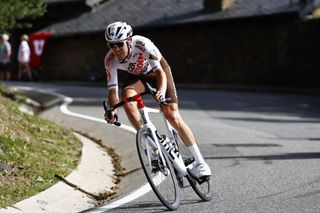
[136,127,180,210]
[173,130,213,201]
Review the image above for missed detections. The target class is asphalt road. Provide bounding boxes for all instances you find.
[3,81,320,213]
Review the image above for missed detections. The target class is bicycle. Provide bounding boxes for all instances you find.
[103,83,213,210]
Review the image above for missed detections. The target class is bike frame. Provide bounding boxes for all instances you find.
[130,94,189,177]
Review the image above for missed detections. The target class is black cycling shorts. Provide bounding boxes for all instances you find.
[122,58,178,104]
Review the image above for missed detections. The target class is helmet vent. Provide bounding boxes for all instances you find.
[105,21,133,42]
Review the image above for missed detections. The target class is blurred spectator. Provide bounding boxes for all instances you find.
[0,33,12,80]
[18,34,32,81]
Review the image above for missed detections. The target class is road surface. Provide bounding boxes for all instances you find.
[3,81,320,213]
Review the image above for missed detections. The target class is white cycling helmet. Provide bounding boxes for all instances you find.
[105,21,133,43]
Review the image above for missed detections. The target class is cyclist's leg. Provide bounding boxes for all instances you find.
[158,56,196,147]
[162,104,194,145]
[162,102,211,178]
[121,75,145,130]
[159,57,211,177]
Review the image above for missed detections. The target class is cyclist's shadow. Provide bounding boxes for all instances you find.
[103,201,167,212]
[101,199,202,212]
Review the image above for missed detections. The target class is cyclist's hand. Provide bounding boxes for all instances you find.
[153,91,166,103]
[104,110,118,124]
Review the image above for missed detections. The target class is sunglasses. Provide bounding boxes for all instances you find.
[107,42,125,49]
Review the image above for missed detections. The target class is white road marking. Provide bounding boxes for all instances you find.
[59,96,136,133]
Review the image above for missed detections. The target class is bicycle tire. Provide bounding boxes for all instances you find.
[173,130,213,201]
[136,127,180,210]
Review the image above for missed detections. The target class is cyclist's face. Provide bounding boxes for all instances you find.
[110,41,128,61]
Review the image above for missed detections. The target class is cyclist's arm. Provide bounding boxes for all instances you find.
[148,54,167,100]
[134,36,168,101]
[154,65,167,96]
[108,88,119,113]
[105,52,119,111]
[143,38,167,97]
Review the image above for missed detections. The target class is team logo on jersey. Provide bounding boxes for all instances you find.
[127,52,145,74]
[134,52,144,73]
[135,41,146,52]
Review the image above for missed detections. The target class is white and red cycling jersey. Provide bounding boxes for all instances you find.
[104,35,162,91]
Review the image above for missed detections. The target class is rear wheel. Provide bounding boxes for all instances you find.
[173,130,213,201]
[136,127,180,210]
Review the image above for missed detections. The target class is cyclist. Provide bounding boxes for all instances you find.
[104,21,211,179]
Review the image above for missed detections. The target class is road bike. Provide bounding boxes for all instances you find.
[103,83,213,210]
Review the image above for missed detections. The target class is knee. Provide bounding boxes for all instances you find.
[165,109,183,127]
[123,101,136,112]
[122,97,140,118]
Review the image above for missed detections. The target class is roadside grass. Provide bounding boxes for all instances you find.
[0,86,82,208]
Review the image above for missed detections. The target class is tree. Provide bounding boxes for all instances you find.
[0,0,46,33]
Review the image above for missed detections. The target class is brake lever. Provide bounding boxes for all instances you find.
[145,82,157,96]
[145,83,170,105]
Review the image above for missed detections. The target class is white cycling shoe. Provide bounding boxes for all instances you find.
[195,162,211,178]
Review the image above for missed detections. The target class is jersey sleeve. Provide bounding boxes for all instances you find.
[142,38,162,71]
[104,52,118,91]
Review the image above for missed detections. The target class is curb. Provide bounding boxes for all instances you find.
[0,133,116,213]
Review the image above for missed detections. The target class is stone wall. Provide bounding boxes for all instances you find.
[41,33,107,81]
[41,17,320,88]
